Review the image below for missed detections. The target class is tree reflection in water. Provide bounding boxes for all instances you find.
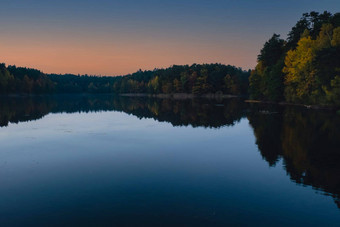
[248,104,340,209]
[0,95,339,208]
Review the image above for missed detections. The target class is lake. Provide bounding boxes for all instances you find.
[0,95,339,226]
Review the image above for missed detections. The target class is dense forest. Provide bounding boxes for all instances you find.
[111,64,249,95]
[0,63,250,96]
[249,11,340,105]
[0,64,54,94]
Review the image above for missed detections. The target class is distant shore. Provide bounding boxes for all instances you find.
[120,93,240,99]
[1,93,339,112]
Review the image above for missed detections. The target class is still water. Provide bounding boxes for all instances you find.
[0,95,339,226]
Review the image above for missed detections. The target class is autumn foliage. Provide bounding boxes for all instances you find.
[250,11,340,105]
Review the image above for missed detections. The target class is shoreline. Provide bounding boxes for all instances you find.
[1,93,339,112]
[245,99,338,110]
[119,93,240,99]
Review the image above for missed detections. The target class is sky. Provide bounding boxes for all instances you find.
[0,0,339,76]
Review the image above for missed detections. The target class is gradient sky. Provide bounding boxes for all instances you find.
[0,0,340,76]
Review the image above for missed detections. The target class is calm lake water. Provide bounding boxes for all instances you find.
[0,95,339,226]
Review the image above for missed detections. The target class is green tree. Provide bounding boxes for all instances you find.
[249,34,285,101]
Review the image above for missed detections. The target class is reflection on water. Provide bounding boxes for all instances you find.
[248,105,340,209]
[0,95,247,128]
[0,95,339,225]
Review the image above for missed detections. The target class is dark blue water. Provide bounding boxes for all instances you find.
[0,95,339,226]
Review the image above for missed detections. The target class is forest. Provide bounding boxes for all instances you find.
[249,11,340,105]
[0,11,339,106]
[0,64,250,96]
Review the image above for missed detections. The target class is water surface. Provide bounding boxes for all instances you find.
[0,95,339,226]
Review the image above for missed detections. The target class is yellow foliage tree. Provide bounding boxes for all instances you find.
[283,36,318,103]
[331,27,340,47]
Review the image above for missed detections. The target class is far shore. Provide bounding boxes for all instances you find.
[119,93,240,99]
[1,93,339,112]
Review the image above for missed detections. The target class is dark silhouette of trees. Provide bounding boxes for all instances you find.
[0,64,249,96]
[111,64,249,95]
[0,64,54,94]
[249,34,285,101]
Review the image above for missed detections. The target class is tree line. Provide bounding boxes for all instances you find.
[249,11,340,105]
[0,64,54,94]
[0,63,250,96]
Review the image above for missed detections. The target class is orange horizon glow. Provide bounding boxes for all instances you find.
[0,31,257,76]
